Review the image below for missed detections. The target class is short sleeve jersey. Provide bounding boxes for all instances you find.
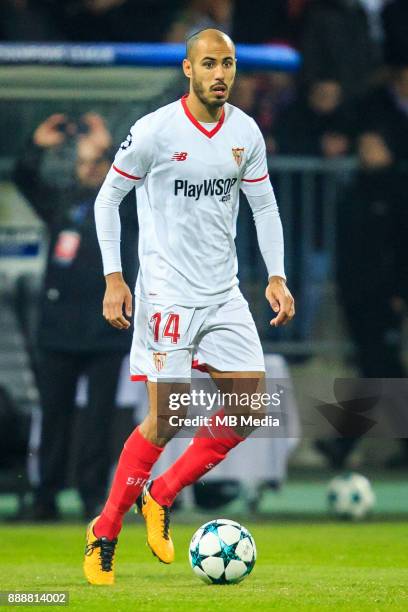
[107,95,272,306]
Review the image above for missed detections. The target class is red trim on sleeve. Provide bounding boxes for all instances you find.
[241,173,269,183]
[113,164,142,180]
[130,374,148,381]
[181,94,225,139]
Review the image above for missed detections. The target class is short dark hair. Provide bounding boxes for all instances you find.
[185,28,235,60]
[186,29,204,59]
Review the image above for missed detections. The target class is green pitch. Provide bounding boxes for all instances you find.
[0,522,407,611]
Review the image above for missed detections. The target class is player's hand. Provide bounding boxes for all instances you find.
[33,114,69,148]
[265,276,295,327]
[103,272,133,330]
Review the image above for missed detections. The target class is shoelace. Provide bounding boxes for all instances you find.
[85,537,117,572]
[161,506,170,541]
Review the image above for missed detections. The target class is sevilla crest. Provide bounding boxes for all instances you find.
[153,351,167,372]
[232,147,245,166]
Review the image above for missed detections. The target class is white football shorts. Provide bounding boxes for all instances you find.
[129,293,265,382]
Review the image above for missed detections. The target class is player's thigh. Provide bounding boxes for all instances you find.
[197,296,266,436]
[196,295,265,374]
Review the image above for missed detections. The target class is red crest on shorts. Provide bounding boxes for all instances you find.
[232,147,245,166]
[153,351,167,372]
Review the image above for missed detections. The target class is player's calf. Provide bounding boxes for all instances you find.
[140,380,190,446]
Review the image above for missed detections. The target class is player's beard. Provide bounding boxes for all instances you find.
[192,76,228,109]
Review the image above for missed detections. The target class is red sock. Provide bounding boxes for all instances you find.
[94,427,163,539]
[151,411,243,507]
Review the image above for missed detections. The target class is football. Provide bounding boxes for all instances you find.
[327,472,376,520]
[189,519,256,584]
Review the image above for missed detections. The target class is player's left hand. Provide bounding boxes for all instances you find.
[103,272,133,330]
[265,276,295,327]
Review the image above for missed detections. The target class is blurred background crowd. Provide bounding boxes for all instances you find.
[1,0,408,521]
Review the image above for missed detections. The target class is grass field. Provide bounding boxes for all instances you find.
[1,521,407,611]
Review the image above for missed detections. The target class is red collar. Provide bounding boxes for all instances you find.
[181,94,225,139]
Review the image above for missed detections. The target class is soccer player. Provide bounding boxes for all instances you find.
[84,28,295,585]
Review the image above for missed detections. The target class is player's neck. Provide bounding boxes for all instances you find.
[185,92,223,123]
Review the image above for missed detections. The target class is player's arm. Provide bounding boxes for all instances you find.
[94,168,135,330]
[245,187,294,327]
[241,122,295,327]
[95,120,152,330]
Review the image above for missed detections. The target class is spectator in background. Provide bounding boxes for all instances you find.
[232,0,310,46]
[230,72,296,154]
[301,0,381,101]
[41,0,180,42]
[273,78,351,156]
[0,0,62,41]
[271,78,351,345]
[166,0,234,42]
[14,113,137,519]
[382,0,408,68]
[338,65,408,379]
[1,0,180,42]
[325,64,408,469]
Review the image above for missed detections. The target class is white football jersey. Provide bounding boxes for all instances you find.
[104,95,274,307]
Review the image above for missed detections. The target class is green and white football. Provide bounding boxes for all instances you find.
[327,472,375,520]
[189,519,256,584]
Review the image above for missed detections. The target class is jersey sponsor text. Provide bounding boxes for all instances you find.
[174,177,237,201]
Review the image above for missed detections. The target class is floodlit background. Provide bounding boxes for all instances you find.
[1,0,408,525]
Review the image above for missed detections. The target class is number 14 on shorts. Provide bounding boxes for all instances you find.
[150,312,181,344]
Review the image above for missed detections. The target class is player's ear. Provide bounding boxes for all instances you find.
[183,58,192,79]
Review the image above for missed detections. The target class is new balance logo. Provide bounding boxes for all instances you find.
[171,152,188,161]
